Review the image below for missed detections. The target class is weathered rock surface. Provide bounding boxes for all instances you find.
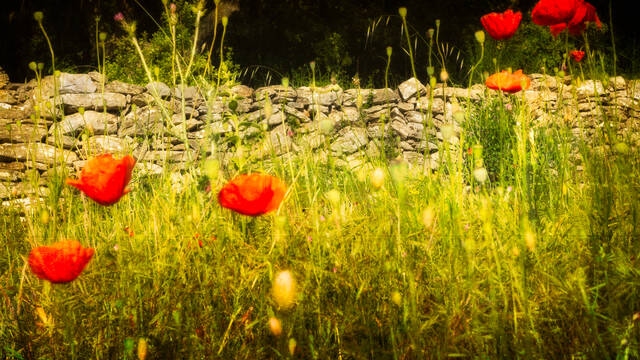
[2,71,640,208]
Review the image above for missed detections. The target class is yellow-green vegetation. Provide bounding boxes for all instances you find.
[2,3,640,359]
[2,109,640,358]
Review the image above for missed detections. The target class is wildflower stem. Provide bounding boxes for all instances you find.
[205,5,220,78]
[215,18,228,95]
[37,22,55,73]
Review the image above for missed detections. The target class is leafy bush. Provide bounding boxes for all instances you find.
[104,0,237,85]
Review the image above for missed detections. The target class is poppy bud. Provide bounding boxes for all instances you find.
[221,16,228,27]
[614,142,630,155]
[422,206,435,229]
[228,99,238,112]
[512,246,521,257]
[309,61,316,71]
[40,209,50,225]
[204,158,220,181]
[391,291,402,306]
[263,96,273,119]
[440,69,449,82]
[137,338,148,360]
[272,270,297,309]
[427,66,434,76]
[99,32,107,42]
[427,28,435,38]
[288,338,297,356]
[475,30,485,44]
[473,167,488,183]
[398,7,407,18]
[124,338,134,355]
[525,230,536,251]
[268,317,282,336]
[318,119,334,135]
[453,111,466,123]
[326,189,341,207]
[430,76,436,88]
[281,77,289,88]
[33,11,44,22]
[29,62,37,71]
[370,168,385,189]
[441,124,454,142]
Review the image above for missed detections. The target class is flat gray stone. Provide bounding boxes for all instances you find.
[330,127,367,155]
[0,90,17,105]
[58,73,97,94]
[105,80,145,95]
[576,80,606,98]
[255,85,296,102]
[0,182,49,200]
[344,88,399,106]
[0,142,78,165]
[0,123,47,143]
[296,85,342,106]
[173,85,201,100]
[82,135,129,155]
[49,111,118,136]
[0,169,22,181]
[45,133,77,149]
[146,81,171,98]
[119,106,166,137]
[230,84,253,98]
[398,77,428,101]
[60,93,127,113]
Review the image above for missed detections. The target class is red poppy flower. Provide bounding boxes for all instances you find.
[28,240,94,283]
[218,173,286,216]
[485,69,531,93]
[66,153,136,205]
[571,50,585,62]
[480,9,522,40]
[549,23,567,37]
[532,0,601,36]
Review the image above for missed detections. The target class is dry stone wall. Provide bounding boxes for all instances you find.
[1,71,640,207]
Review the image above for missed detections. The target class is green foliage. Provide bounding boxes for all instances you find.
[464,97,518,183]
[104,0,237,85]
[312,32,353,84]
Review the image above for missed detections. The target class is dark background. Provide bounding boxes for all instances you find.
[0,0,636,86]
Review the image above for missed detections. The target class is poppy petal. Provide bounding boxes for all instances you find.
[481,9,522,40]
[66,153,136,205]
[28,240,94,283]
[218,173,286,216]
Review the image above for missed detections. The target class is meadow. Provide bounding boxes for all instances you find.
[1,1,640,359]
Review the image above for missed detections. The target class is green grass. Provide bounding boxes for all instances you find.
[2,4,640,359]
[1,114,640,358]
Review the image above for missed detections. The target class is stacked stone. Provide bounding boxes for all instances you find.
[1,71,639,208]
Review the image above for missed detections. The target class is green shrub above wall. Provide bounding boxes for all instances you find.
[104,0,238,86]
